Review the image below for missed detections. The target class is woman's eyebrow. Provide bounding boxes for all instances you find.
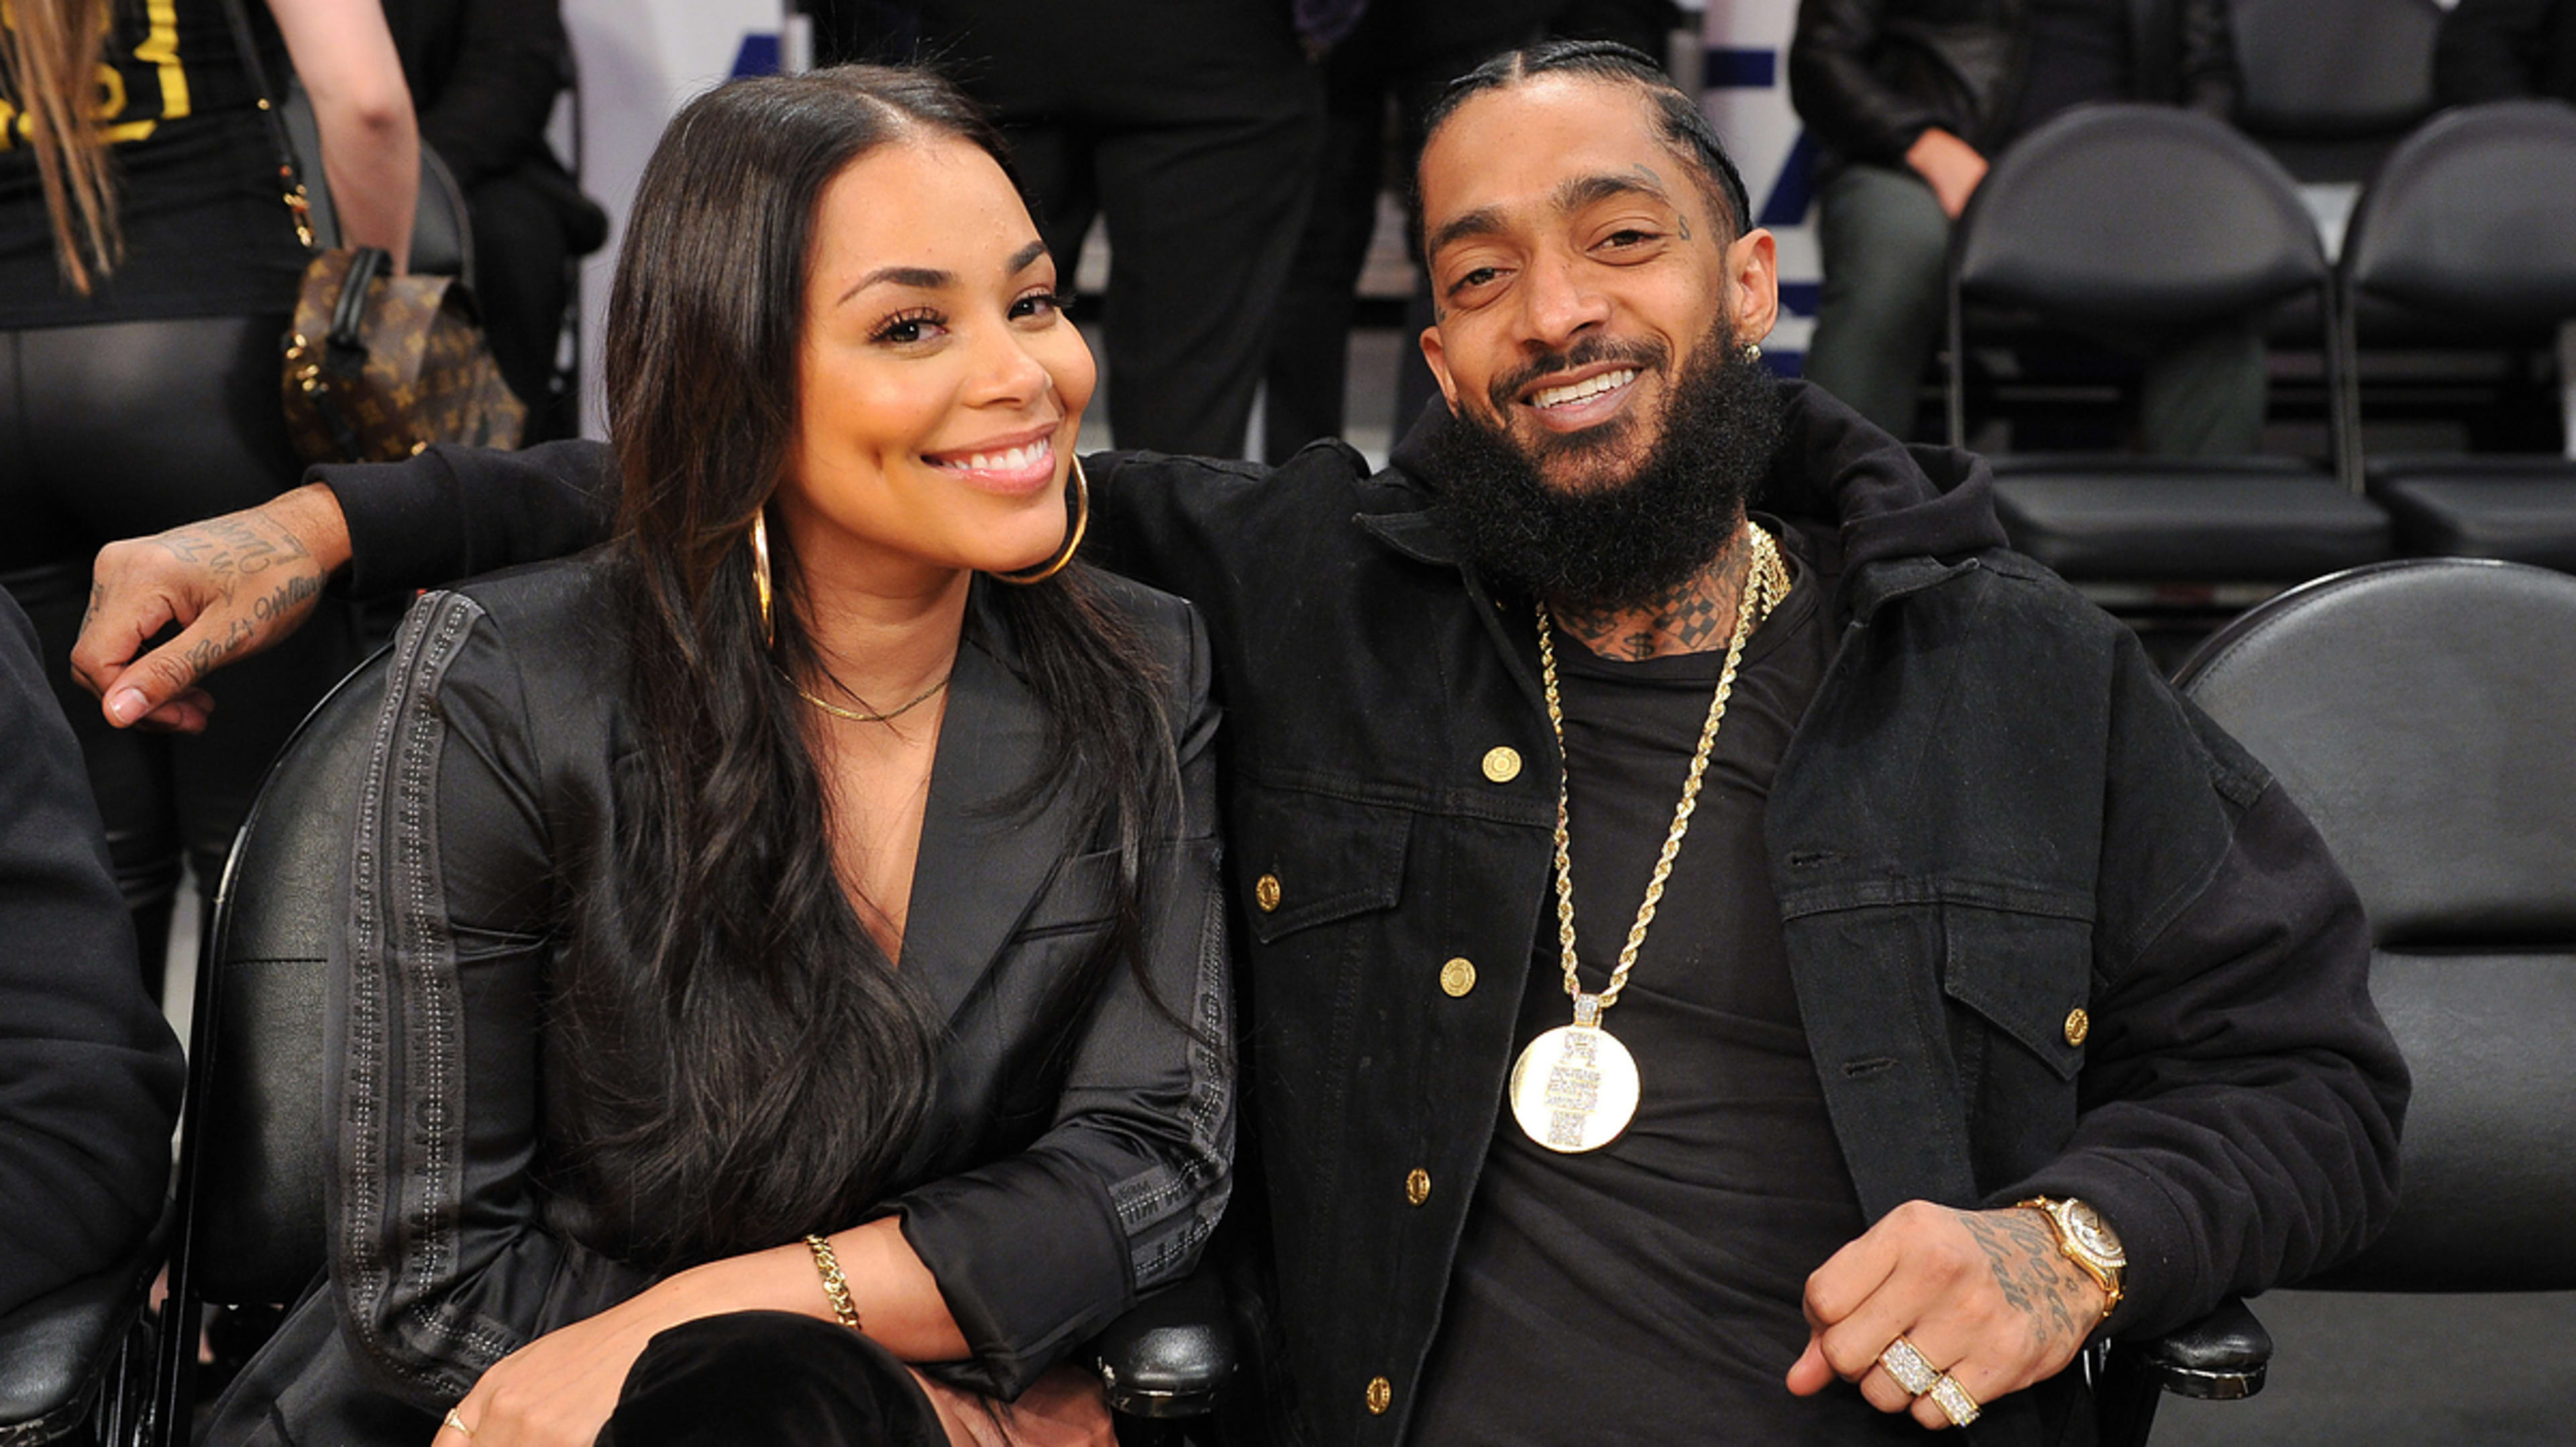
[839,242,1049,306]
[840,265,952,306]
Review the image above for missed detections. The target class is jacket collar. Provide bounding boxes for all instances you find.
[1364,378,2011,619]
[897,578,1083,1027]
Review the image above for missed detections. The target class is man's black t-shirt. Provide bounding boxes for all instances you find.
[1409,526,1917,1443]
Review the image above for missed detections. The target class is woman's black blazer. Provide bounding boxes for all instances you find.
[203,555,1232,1445]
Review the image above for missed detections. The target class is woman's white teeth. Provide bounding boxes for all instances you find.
[952,441,1049,472]
[1533,369,1637,409]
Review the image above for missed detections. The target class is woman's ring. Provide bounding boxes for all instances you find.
[442,1407,474,1438]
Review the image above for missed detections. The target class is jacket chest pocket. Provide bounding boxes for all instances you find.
[1236,791,1412,946]
[1942,903,2092,1173]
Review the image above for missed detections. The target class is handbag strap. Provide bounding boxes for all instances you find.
[213,0,315,249]
[328,248,390,348]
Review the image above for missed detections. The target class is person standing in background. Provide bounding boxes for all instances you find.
[814,0,1325,459]
[0,0,417,992]
[1789,0,2257,451]
[382,0,609,441]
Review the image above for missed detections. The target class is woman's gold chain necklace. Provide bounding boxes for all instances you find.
[1507,521,1792,1153]
[790,670,951,725]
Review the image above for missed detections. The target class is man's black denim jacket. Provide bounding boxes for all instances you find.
[327,379,2406,1447]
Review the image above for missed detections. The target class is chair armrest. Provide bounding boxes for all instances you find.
[1089,1273,1236,1420]
[0,1220,165,1441]
[2139,1295,2272,1401]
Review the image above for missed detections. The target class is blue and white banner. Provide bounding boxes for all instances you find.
[1701,0,1818,371]
[560,0,805,435]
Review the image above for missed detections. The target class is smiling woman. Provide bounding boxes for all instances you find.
[195,67,1232,1447]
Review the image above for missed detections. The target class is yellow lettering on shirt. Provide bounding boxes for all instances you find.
[129,0,188,123]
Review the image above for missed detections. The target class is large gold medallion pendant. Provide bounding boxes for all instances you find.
[1508,997,1642,1153]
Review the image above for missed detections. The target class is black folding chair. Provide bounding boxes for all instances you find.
[2339,100,2576,572]
[1947,104,2391,601]
[2165,559,2576,1431]
[0,1224,161,1446]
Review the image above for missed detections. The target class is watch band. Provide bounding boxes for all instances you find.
[2016,1196,2124,1320]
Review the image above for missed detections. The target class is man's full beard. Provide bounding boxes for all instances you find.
[1426,321,1784,617]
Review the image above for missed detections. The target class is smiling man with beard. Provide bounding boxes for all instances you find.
[76,42,2404,1447]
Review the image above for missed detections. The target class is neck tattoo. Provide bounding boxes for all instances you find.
[1551,525,1753,661]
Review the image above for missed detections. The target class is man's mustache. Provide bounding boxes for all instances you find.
[1485,336,1672,416]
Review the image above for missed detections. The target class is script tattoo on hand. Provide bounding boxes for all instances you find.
[149,513,315,597]
[181,617,258,679]
[1963,1210,2087,1348]
[250,571,323,623]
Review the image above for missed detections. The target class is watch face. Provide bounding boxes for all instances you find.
[2062,1200,2127,1267]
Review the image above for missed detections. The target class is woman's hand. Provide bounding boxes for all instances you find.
[908,1364,1116,1447]
[430,1288,683,1447]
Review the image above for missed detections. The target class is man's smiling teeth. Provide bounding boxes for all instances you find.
[938,439,1051,472]
[1531,369,1637,409]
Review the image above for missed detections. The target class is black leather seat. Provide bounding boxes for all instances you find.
[2228,0,2439,183]
[0,1228,160,1446]
[2339,101,2576,572]
[156,653,1231,1444]
[2177,559,2576,1293]
[1947,105,2392,585]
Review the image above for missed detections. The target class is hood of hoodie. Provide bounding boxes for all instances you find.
[1377,376,2010,579]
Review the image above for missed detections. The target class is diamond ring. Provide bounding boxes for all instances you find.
[1878,1336,1941,1397]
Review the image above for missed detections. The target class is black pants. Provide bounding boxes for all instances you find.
[601,1312,946,1447]
[0,313,360,994]
[922,0,1325,460]
[1258,30,1520,462]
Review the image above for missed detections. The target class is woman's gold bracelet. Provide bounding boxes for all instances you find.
[805,1233,863,1332]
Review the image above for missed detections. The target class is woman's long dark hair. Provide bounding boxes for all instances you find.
[561,66,1176,1269]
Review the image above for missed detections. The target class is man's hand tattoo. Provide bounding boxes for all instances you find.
[1964,1210,2085,1346]
[149,513,315,585]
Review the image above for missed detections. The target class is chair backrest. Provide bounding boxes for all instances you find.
[177,651,392,1305]
[2231,0,2438,141]
[2176,560,2576,1290]
[1953,105,2327,332]
[2341,100,2576,335]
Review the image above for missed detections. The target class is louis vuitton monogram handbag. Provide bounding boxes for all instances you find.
[218,0,524,464]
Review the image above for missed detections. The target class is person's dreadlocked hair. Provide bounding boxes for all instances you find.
[0,0,120,292]
[1410,39,1754,253]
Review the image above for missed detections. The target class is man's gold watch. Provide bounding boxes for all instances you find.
[2017,1195,2126,1319]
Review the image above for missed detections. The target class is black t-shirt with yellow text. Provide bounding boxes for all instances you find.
[1,0,309,327]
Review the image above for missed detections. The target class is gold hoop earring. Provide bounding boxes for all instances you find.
[751,508,775,647]
[991,455,1089,586]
